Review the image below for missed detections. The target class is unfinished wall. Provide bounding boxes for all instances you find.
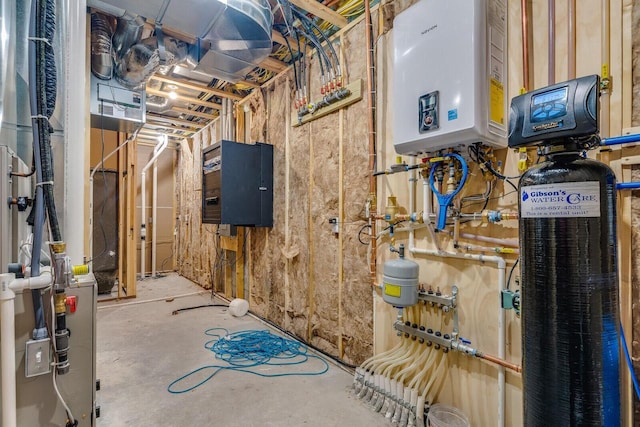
[371,0,633,426]
[631,0,640,420]
[174,0,634,424]
[175,123,220,287]
[136,143,177,274]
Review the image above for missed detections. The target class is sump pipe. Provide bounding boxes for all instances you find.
[140,134,168,279]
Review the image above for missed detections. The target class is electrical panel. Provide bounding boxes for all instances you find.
[202,140,273,227]
[393,0,507,155]
[90,75,146,133]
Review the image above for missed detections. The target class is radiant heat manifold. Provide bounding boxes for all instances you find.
[509,75,620,426]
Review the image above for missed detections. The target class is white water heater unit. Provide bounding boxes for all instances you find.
[393,0,507,155]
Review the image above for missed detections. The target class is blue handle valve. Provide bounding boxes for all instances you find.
[429,153,468,230]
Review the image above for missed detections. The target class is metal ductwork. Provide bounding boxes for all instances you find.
[112,11,146,61]
[88,0,273,84]
[91,13,114,80]
[115,35,188,89]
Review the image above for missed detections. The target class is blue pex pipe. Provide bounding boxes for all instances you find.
[429,153,468,230]
[601,134,640,146]
[616,182,640,190]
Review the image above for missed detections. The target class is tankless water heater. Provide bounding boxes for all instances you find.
[393,0,507,155]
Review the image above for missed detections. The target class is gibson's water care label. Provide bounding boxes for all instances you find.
[520,182,600,218]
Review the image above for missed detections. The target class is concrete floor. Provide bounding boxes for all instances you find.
[96,274,387,427]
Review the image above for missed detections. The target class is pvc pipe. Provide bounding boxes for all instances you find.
[458,232,520,248]
[422,179,440,251]
[616,182,640,190]
[1,273,17,427]
[409,222,506,427]
[140,135,168,279]
[152,150,158,278]
[602,134,640,146]
[9,270,52,291]
[64,0,88,265]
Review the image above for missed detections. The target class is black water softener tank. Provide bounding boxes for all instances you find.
[509,75,620,426]
[519,144,619,426]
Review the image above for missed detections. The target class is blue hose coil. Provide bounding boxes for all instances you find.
[168,329,329,394]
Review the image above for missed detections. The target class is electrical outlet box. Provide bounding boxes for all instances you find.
[25,338,51,378]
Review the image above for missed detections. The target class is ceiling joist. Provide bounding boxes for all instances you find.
[289,0,348,28]
[150,75,243,101]
[272,30,300,51]
[259,56,288,74]
[146,87,222,110]
[138,131,186,140]
[172,106,218,120]
[147,113,205,128]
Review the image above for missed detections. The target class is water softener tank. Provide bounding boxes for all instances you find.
[519,144,620,426]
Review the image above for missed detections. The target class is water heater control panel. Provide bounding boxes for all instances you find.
[508,74,599,147]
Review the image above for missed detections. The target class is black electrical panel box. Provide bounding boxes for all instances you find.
[202,140,273,227]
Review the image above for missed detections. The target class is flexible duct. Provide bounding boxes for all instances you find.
[116,35,188,89]
[91,13,113,79]
[519,147,620,426]
[112,12,146,60]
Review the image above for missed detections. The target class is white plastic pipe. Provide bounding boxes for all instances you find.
[457,233,519,248]
[0,270,52,427]
[151,151,158,278]
[1,273,17,427]
[412,178,507,427]
[63,0,88,264]
[140,135,167,279]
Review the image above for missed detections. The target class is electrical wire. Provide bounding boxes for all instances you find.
[171,304,229,315]
[167,328,329,394]
[358,224,372,245]
[506,257,519,290]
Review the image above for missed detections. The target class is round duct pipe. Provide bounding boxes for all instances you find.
[90,13,114,80]
[115,35,188,89]
[519,143,620,426]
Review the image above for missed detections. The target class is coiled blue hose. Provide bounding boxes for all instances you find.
[168,329,329,394]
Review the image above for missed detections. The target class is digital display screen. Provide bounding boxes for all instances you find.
[532,87,567,106]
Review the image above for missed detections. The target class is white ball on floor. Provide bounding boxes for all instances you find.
[229,298,249,317]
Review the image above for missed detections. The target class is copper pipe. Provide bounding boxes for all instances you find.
[521,0,531,91]
[567,0,576,79]
[548,0,555,85]
[480,353,523,373]
[365,0,377,286]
